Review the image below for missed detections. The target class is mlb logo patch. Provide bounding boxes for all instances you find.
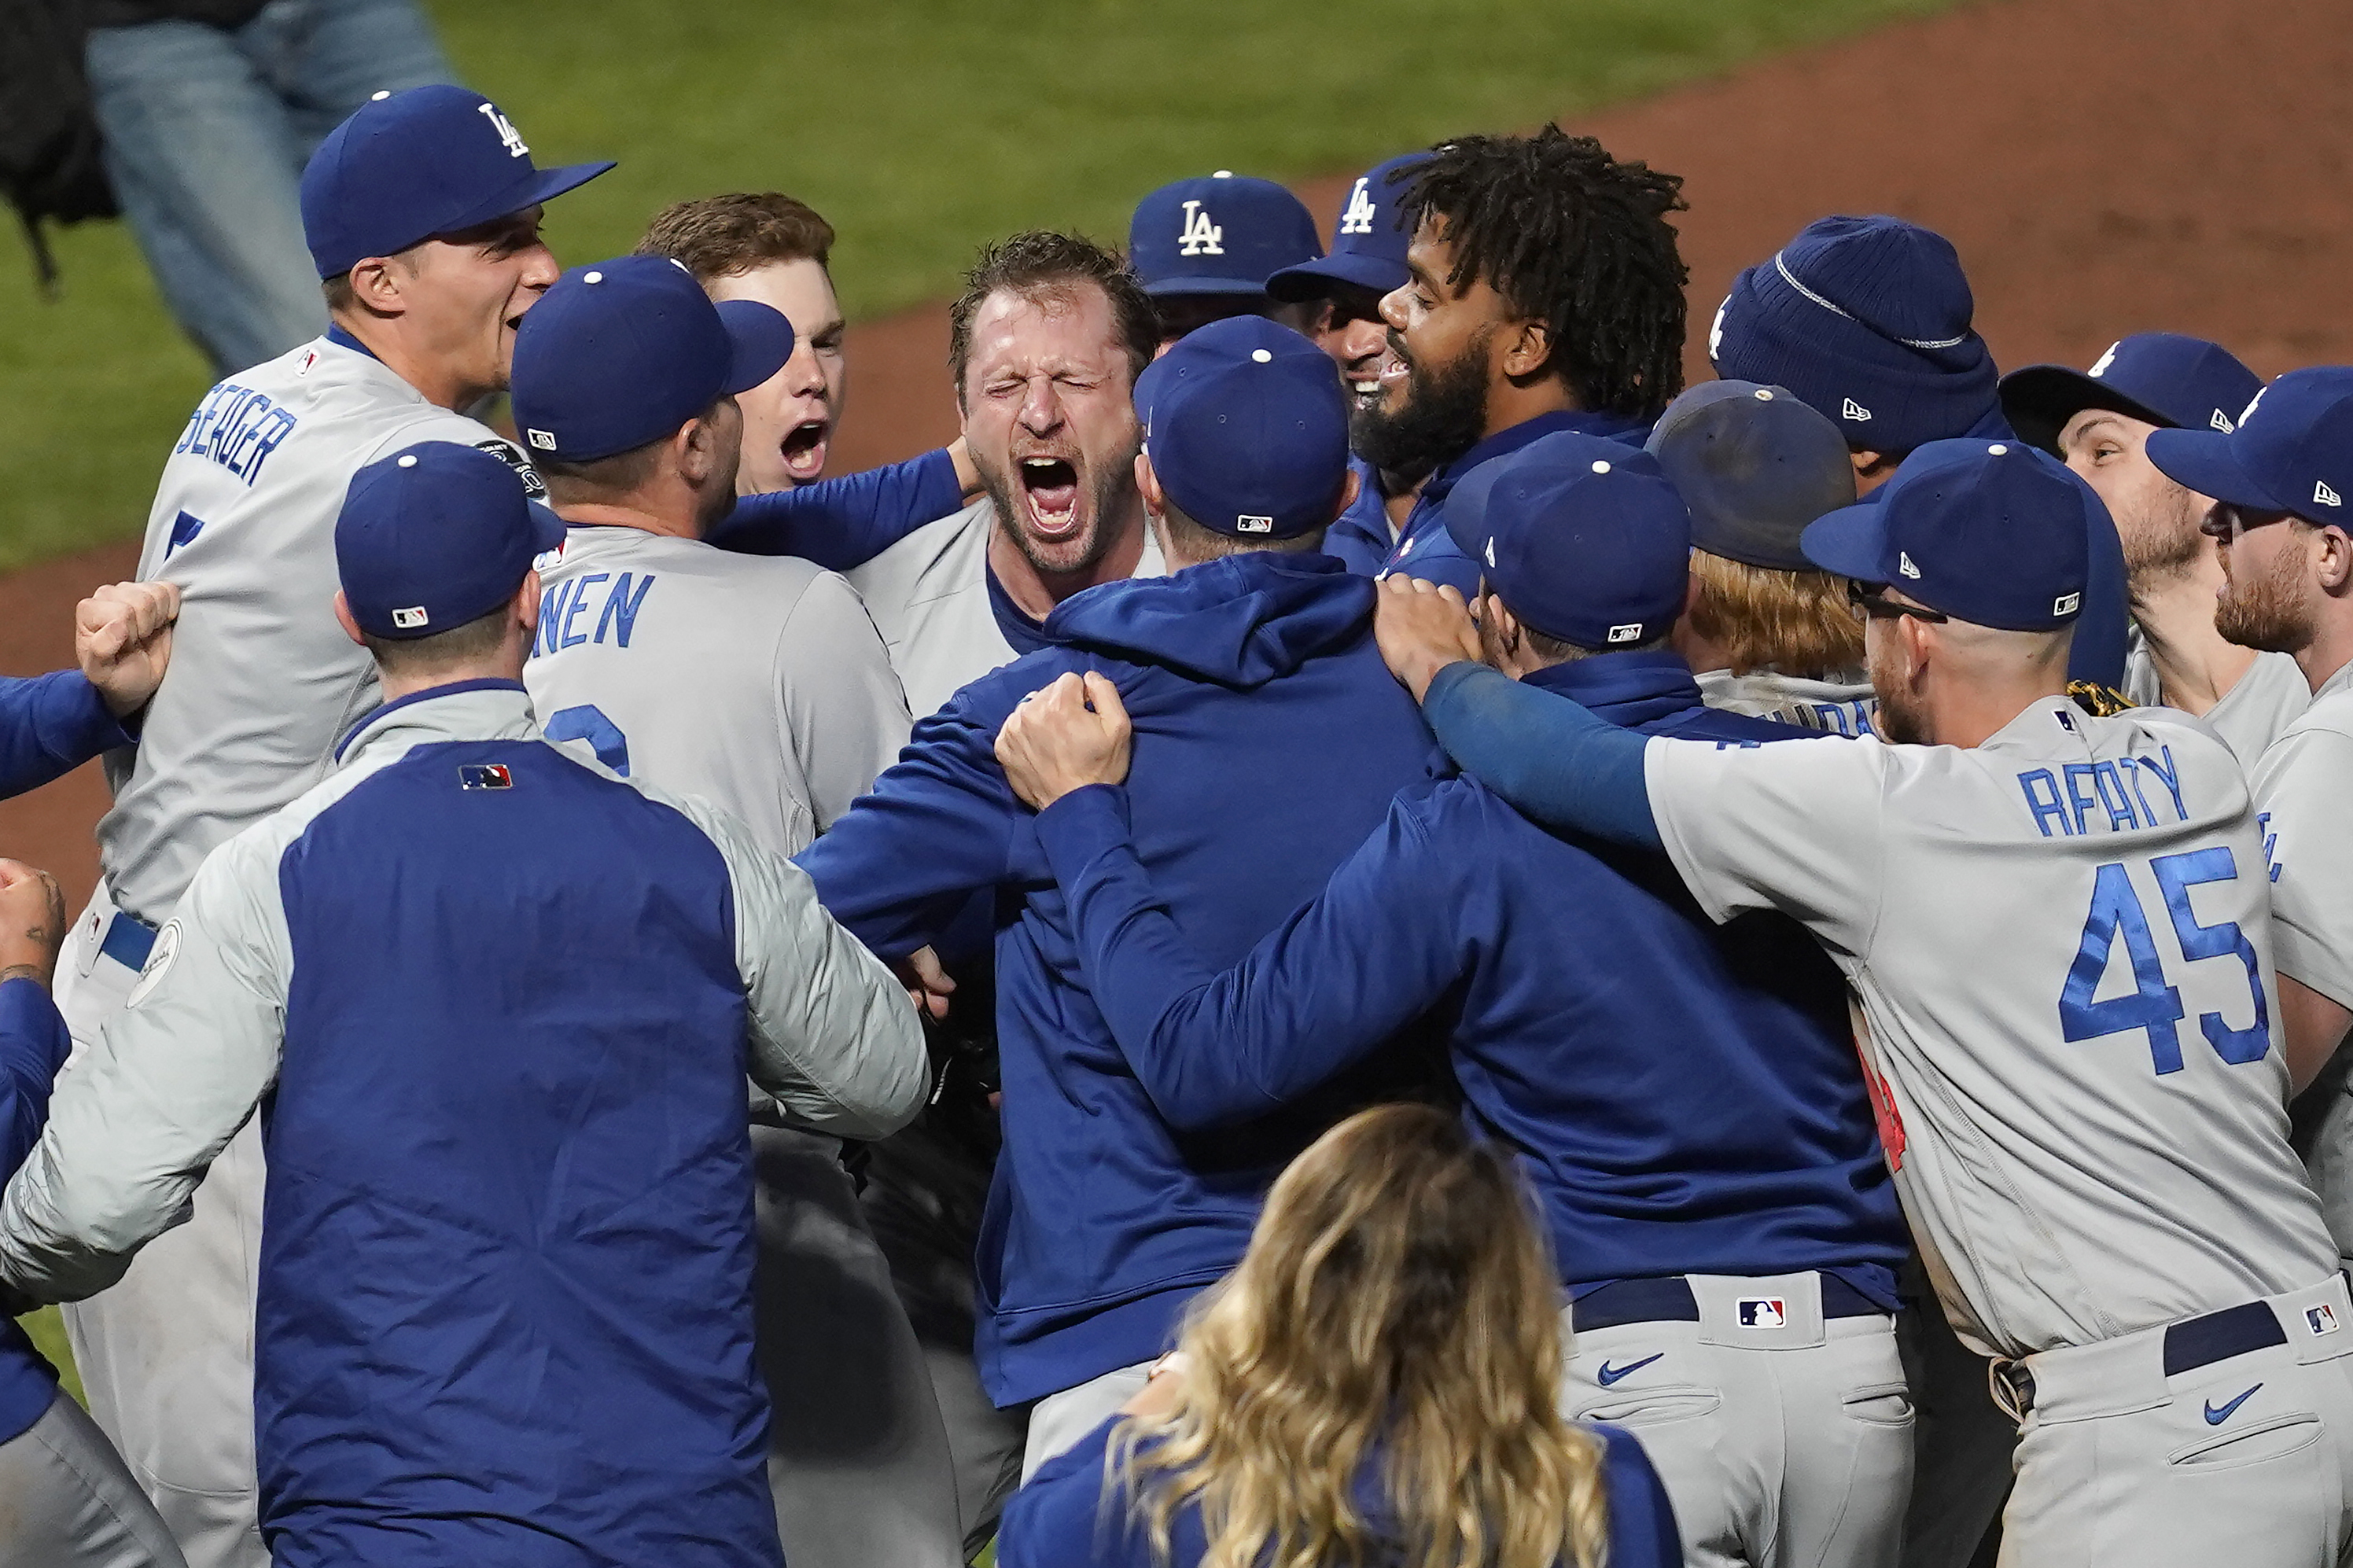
[2053,591,2082,617]
[390,605,429,630]
[460,764,514,791]
[2308,1304,2340,1337]
[1235,514,1273,535]
[1607,623,1644,644]
[1737,1297,1788,1330]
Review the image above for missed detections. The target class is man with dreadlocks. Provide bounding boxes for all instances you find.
[1366,126,1688,598]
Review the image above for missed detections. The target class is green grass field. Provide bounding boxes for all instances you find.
[0,0,1960,576]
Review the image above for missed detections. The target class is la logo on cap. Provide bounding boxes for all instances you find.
[1339,178,1378,235]
[477,102,528,159]
[1178,199,1224,257]
[2088,342,2119,378]
[1843,397,1873,422]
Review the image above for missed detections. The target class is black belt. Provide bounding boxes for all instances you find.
[1992,1299,2289,1419]
[1572,1274,1887,1334]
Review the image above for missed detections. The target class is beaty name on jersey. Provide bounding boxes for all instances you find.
[2017,746,2193,838]
[535,571,656,658]
[173,381,298,486]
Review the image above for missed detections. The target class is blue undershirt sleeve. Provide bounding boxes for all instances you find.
[706,448,963,569]
[0,672,135,801]
[1419,661,1661,850]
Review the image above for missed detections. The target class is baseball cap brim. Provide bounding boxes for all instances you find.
[527,500,568,554]
[716,299,796,396]
[1998,364,2172,458]
[2143,428,2294,513]
[1799,498,1895,583]
[1265,253,1407,303]
[433,159,617,242]
[1141,276,1273,299]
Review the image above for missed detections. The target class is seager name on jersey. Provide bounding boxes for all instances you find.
[536,571,656,656]
[2018,744,2193,837]
[173,381,299,485]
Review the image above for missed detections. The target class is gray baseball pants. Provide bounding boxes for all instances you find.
[0,1390,187,1568]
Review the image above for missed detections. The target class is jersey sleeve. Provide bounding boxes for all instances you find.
[0,671,136,800]
[793,683,1031,961]
[662,792,929,1139]
[0,830,289,1305]
[2253,725,2353,1010]
[707,451,963,569]
[775,571,912,831]
[1035,782,1471,1129]
[1645,730,1887,959]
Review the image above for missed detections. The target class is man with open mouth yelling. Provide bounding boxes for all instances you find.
[844,231,1163,721]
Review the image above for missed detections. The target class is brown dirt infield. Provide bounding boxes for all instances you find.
[8,0,2352,908]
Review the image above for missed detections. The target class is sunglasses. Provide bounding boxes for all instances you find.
[1847,581,1949,623]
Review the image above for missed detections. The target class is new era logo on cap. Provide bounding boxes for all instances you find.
[1898,550,1921,579]
[1843,397,1873,422]
[391,605,429,629]
[2318,480,2342,508]
[1738,1297,1788,1329]
[2211,409,2235,432]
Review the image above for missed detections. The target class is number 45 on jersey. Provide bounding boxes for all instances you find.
[2061,848,2268,1074]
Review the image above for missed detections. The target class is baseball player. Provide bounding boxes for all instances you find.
[1381,438,2353,1565]
[1645,381,1872,734]
[53,83,610,1568]
[2004,333,2303,765]
[797,317,1449,1481]
[845,231,1165,721]
[2141,368,2353,1254]
[1127,172,1324,346]
[0,441,930,1568]
[509,256,963,1568]
[993,432,1915,1568]
[1265,153,1430,574]
[1365,127,1685,597]
[1707,215,2131,693]
[638,193,989,569]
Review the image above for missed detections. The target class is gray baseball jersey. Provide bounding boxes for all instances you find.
[1696,668,1878,736]
[1647,698,2337,1359]
[2122,629,2308,767]
[845,499,1162,720]
[524,525,910,859]
[99,333,528,922]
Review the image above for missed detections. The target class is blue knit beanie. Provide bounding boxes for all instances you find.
[1707,216,1999,455]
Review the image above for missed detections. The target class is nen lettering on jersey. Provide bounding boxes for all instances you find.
[2259,810,2282,883]
[172,381,298,486]
[532,572,656,658]
[2016,746,2190,837]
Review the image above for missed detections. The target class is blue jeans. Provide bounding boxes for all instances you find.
[84,0,451,377]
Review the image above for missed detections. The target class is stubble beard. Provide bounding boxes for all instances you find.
[2214,536,2317,655]
[981,454,1138,582]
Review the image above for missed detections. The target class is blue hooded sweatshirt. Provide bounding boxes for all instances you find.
[797,553,1450,1404]
[1031,650,1907,1305]
[1374,408,1652,595]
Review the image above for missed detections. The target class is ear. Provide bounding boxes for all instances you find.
[675,415,715,485]
[1329,464,1362,522]
[2318,526,2353,594]
[1498,319,1552,381]
[1901,612,1936,683]
[1482,591,1520,651]
[346,258,405,318]
[1681,570,1703,620]
[1135,451,1166,521]
[517,569,543,638]
[333,591,366,648]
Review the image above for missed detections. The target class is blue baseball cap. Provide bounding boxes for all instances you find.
[2145,366,2353,527]
[1646,381,1855,572]
[301,85,613,280]
[1710,215,1998,454]
[1266,153,1429,303]
[336,442,563,640]
[1129,173,1323,298]
[1443,432,1692,650]
[1802,439,2093,631]
[2000,333,2263,457]
[510,256,794,464]
[1134,316,1349,539]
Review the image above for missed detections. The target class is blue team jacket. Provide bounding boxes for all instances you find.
[0,671,134,797]
[1325,455,1396,575]
[1000,1415,1682,1568]
[256,696,779,1566]
[797,553,1450,1404]
[1375,408,1653,595]
[1037,649,1907,1301]
[705,448,963,569]
[0,979,68,1446]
